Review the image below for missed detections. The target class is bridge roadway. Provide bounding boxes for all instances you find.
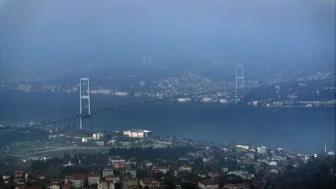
[24,91,216,128]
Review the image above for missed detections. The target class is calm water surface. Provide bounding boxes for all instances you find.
[1,90,335,153]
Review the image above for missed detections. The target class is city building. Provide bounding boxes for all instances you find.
[236,145,249,150]
[123,177,138,189]
[93,133,105,140]
[64,173,86,189]
[198,180,218,189]
[103,168,114,178]
[177,98,192,102]
[87,172,101,186]
[105,175,120,182]
[98,180,115,189]
[179,166,192,172]
[202,97,212,102]
[46,183,61,189]
[152,166,169,174]
[115,91,128,96]
[109,156,126,165]
[219,99,228,103]
[140,178,159,188]
[257,146,267,154]
[123,129,153,138]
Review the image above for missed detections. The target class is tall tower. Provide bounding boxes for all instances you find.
[80,78,91,130]
[236,65,244,103]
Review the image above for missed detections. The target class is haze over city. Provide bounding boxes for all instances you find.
[0,0,335,189]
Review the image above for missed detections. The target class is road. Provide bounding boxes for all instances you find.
[5,146,111,158]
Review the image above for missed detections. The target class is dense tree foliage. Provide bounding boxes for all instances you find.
[181,182,197,189]
[273,155,336,189]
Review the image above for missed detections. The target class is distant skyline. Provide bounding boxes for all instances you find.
[1,0,335,70]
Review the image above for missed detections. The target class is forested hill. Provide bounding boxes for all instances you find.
[273,155,336,189]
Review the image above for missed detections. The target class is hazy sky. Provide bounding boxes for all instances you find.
[1,0,335,68]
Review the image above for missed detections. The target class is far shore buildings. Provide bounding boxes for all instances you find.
[123,129,153,138]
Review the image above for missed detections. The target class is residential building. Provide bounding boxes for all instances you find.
[46,183,61,189]
[123,129,153,138]
[98,180,115,189]
[179,165,192,172]
[140,178,159,188]
[64,173,86,189]
[198,180,218,189]
[103,168,114,178]
[125,169,137,177]
[228,171,254,180]
[152,166,169,174]
[123,177,138,189]
[88,172,101,186]
[202,97,212,102]
[109,156,126,165]
[105,175,120,183]
[93,133,105,140]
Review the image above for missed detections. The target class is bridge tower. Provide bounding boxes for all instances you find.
[236,65,244,103]
[80,78,91,130]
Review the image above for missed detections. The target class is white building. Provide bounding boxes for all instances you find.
[46,184,60,189]
[270,169,279,174]
[98,180,115,189]
[236,145,249,150]
[202,97,212,102]
[109,156,125,165]
[82,137,91,143]
[219,98,228,103]
[94,89,112,95]
[198,180,218,189]
[152,166,169,174]
[123,129,153,138]
[177,98,191,102]
[93,133,105,140]
[179,166,192,172]
[115,91,128,96]
[257,146,267,154]
[103,168,114,178]
[87,173,100,186]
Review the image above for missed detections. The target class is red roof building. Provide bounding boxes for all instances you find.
[140,178,159,188]
[87,172,101,186]
[105,175,120,182]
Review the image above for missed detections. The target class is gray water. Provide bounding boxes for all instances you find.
[1,90,335,153]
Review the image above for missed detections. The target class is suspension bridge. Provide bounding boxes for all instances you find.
[23,78,218,130]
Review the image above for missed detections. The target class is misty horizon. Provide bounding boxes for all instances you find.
[1,0,335,72]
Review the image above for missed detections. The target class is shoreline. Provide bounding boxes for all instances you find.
[3,88,335,108]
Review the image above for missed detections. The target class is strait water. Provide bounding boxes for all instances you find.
[1,90,335,153]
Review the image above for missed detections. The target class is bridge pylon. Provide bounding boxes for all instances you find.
[80,78,91,130]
